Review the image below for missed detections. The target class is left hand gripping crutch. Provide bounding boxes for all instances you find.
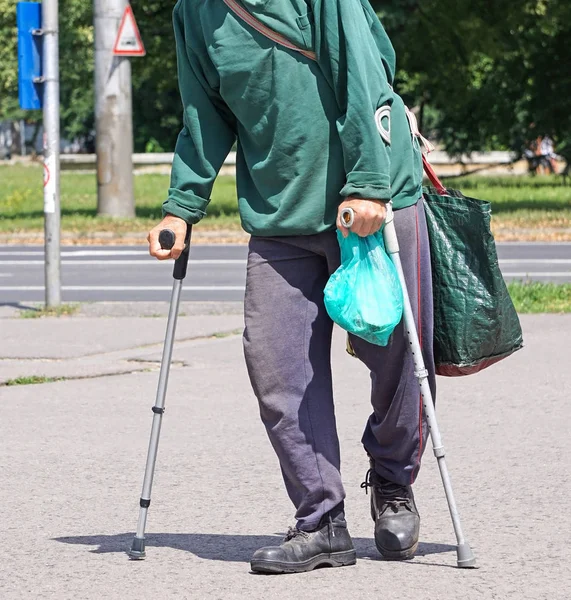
[341,205,477,569]
[129,226,192,560]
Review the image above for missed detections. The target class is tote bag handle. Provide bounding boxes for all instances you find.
[422,155,447,195]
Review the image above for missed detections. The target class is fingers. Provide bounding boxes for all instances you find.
[147,215,188,261]
[148,229,172,260]
[364,213,385,237]
[353,220,374,237]
[350,210,383,238]
[170,230,186,260]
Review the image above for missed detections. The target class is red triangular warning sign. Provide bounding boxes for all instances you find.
[113,5,146,57]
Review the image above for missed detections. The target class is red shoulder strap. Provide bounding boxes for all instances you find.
[422,155,447,195]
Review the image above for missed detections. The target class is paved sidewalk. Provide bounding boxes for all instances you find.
[0,307,569,599]
[0,302,244,384]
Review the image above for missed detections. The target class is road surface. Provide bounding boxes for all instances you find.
[1,242,570,303]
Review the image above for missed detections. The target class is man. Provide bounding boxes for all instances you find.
[148,0,435,574]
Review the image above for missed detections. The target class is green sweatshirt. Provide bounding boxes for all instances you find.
[163,0,423,236]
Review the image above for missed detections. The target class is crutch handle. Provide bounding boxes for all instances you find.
[340,208,355,228]
[158,227,193,281]
[158,229,176,250]
[382,202,399,255]
[340,203,394,237]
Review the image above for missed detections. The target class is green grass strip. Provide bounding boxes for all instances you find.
[3,376,64,387]
[508,282,571,313]
[1,166,570,235]
[20,304,80,318]
[0,165,240,233]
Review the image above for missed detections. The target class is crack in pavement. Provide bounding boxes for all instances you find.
[0,328,242,362]
[0,333,239,385]
[0,367,162,387]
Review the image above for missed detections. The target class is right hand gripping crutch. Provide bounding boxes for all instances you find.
[341,206,477,569]
[129,226,191,560]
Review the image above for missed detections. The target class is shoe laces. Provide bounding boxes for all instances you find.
[284,527,310,542]
[360,468,412,513]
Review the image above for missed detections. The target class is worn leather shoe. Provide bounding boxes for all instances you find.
[362,466,420,560]
[250,514,357,574]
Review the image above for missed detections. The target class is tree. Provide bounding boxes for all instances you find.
[1,0,94,149]
[2,1,569,160]
[0,0,39,123]
[130,2,180,153]
[0,0,179,153]
[372,0,571,162]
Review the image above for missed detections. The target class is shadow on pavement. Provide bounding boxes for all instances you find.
[54,532,456,563]
[0,302,37,310]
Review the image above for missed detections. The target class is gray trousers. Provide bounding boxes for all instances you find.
[243,202,436,531]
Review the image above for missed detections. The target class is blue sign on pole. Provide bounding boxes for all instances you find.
[17,2,43,110]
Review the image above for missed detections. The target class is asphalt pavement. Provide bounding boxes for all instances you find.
[0,244,248,303]
[0,305,570,599]
[1,241,571,304]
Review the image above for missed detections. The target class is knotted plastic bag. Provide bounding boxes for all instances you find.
[324,230,403,346]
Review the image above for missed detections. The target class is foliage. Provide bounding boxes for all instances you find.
[130,2,181,153]
[58,1,94,140]
[0,0,38,122]
[0,0,94,141]
[372,0,571,161]
[1,1,570,159]
[0,0,179,152]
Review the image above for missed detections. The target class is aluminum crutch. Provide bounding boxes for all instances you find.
[341,205,477,569]
[129,226,192,560]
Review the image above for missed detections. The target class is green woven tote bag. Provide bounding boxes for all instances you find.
[422,156,523,376]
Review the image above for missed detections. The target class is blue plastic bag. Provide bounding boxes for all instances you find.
[324,230,403,346]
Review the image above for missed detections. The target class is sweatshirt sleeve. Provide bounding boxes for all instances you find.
[311,0,393,202]
[162,6,237,224]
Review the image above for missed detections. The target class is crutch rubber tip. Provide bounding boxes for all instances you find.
[456,542,477,568]
[128,537,146,560]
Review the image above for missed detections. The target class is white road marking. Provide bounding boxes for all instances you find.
[499,259,571,264]
[62,250,148,257]
[501,272,571,277]
[0,251,45,256]
[496,241,571,246]
[0,245,248,256]
[0,250,147,257]
[0,286,245,291]
[0,259,246,266]
[0,258,569,267]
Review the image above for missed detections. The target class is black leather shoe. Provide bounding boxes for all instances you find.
[361,466,420,560]
[250,514,357,574]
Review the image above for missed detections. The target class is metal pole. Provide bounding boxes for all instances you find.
[42,0,61,308]
[93,0,135,218]
[20,120,26,156]
[129,227,192,560]
[130,278,183,559]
